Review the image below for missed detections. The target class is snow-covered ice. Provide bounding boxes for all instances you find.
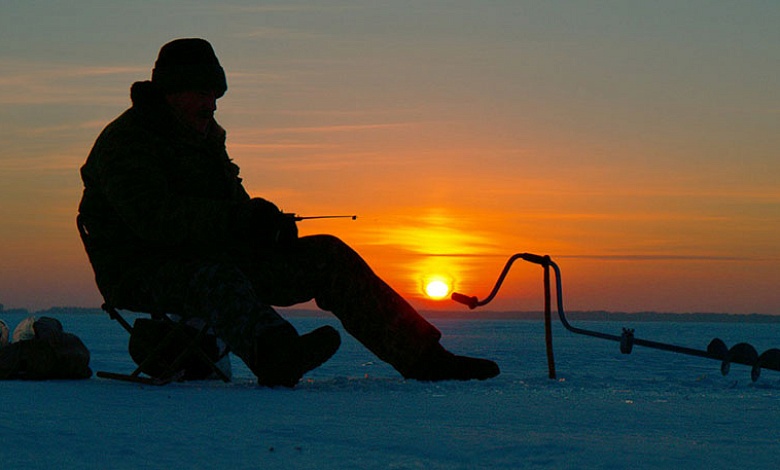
[1,311,778,469]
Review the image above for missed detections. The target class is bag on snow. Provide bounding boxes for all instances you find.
[0,317,92,380]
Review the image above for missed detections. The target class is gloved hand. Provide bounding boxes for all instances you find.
[275,212,298,247]
[236,198,298,252]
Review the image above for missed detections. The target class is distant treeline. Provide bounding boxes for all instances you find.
[4,306,779,324]
[434,310,780,323]
[285,309,780,323]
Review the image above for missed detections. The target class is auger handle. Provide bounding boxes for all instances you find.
[450,253,550,308]
[451,292,479,309]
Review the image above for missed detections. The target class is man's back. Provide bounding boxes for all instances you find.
[78,81,248,295]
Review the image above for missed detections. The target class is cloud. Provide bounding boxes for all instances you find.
[11,120,107,137]
[238,27,324,41]
[508,211,732,223]
[234,121,418,136]
[0,60,144,105]
[360,211,502,258]
[557,254,745,262]
[221,4,334,14]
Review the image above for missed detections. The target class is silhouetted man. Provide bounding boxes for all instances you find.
[78,38,499,387]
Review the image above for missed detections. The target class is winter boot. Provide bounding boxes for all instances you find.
[403,343,500,381]
[251,324,341,388]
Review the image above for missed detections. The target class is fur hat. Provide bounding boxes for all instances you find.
[151,38,227,97]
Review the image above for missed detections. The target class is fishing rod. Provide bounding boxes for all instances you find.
[286,214,358,221]
[452,253,780,381]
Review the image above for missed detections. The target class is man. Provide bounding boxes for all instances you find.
[78,38,499,387]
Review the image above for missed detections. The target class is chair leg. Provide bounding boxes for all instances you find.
[97,306,231,385]
[157,321,231,383]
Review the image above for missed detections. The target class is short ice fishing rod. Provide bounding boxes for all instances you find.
[287,214,358,221]
[452,252,780,382]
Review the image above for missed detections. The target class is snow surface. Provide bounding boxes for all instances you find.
[1,311,779,469]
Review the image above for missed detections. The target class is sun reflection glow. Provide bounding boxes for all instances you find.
[358,208,502,305]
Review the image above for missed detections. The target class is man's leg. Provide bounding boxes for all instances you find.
[244,235,499,380]
[108,260,340,386]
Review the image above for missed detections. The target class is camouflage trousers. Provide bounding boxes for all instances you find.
[110,235,442,376]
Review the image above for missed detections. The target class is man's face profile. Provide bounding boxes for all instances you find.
[166,90,218,134]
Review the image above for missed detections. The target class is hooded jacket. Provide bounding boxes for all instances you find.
[78,81,251,302]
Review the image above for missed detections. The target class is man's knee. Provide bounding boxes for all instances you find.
[296,234,364,266]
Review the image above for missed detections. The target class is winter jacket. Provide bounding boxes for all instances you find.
[78,81,252,303]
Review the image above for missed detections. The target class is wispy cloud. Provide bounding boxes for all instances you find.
[220,4,334,14]
[10,120,107,137]
[360,210,502,256]
[235,122,418,136]
[558,254,746,261]
[0,60,143,105]
[229,142,335,151]
[239,27,324,41]
[505,211,732,223]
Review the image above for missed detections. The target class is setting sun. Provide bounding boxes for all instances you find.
[424,278,451,300]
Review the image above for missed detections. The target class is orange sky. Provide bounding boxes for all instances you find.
[1,2,778,314]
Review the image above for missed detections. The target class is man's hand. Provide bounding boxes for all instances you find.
[275,212,298,247]
[235,198,298,252]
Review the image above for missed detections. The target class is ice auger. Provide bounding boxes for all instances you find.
[451,253,780,382]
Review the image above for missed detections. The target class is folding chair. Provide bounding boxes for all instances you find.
[77,215,231,385]
[97,304,231,385]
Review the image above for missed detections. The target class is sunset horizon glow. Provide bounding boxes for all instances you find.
[1,2,778,315]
